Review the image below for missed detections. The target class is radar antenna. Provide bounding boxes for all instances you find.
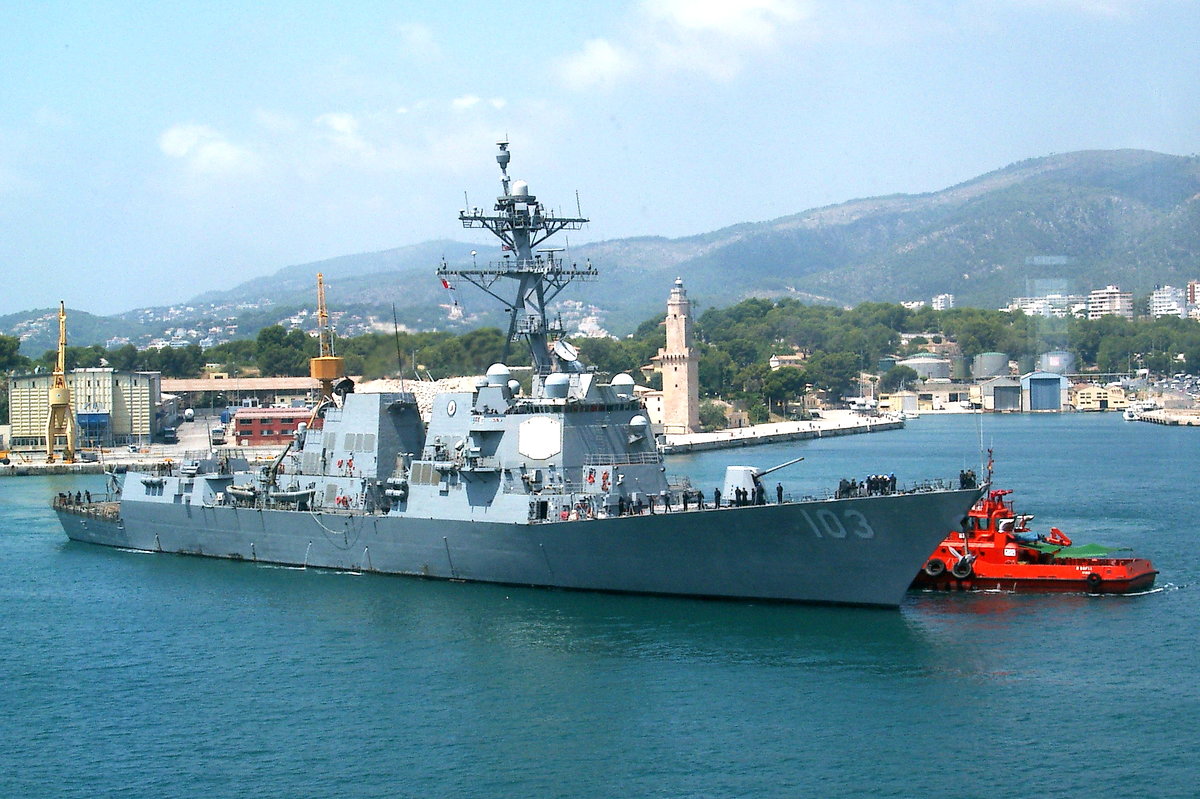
[438,141,595,374]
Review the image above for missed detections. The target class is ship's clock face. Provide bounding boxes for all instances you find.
[446,399,457,416]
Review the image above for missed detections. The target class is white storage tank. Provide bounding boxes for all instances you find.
[898,353,951,381]
[972,352,1009,379]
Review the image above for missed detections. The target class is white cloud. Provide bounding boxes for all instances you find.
[645,0,804,38]
[397,22,440,58]
[158,124,258,174]
[1008,0,1142,16]
[558,0,810,90]
[254,109,299,134]
[449,95,507,112]
[559,38,635,91]
[315,112,374,156]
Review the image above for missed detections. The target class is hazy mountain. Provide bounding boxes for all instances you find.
[0,308,152,359]
[5,149,1198,352]
[196,148,1199,333]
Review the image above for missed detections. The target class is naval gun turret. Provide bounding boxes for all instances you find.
[722,456,805,506]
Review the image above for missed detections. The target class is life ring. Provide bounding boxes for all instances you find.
[1086,573,1102,591]
[923,558,946,577]
[951,558,974,579]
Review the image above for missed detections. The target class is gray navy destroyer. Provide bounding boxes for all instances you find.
[55,142,983,607]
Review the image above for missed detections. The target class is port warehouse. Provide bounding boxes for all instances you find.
[5,369,168,450]
[2,373,318,453]
[879,372,1073,413]
[0,369,1140,453]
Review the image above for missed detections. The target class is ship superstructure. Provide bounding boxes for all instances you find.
[55,143,984,607]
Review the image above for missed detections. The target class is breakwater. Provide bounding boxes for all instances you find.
[660,410,903,454]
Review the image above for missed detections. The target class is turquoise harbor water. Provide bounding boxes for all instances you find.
[1,414,1196,798]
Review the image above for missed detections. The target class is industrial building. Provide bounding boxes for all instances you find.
[1071,384,1129,412]
[977,377,1023,411]
[6,368,164,450]
[1021,372,1071,412]
[230,407,313,446]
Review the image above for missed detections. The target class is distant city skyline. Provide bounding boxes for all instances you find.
[2,1,1198,316]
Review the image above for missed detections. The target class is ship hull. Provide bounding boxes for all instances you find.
[56,488,980,607]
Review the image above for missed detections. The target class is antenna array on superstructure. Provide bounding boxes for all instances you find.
[437,140,595,373]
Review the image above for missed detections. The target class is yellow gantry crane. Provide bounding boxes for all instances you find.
[46,301,77,463]
[308,273,345,400]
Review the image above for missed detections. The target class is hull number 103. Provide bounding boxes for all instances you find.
[798,508,876,539]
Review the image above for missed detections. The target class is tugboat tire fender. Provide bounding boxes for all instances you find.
[923,558,946,577]
[1086,572,1102,591]
[951,558,974,579]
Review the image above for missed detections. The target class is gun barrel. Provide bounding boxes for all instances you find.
[754,456,805,478]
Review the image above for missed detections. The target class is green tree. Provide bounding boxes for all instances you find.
[880,365,920,393]
[762,367,807,415]
[256,325,312,376]
[0,334,29,373]
[804,352,860,400]
[698,401,728,432]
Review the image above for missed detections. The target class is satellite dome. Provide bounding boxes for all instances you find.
[486,363,510,386]
[544,372,571,399]
[629,414,649,428]
[507,379,521,396]
[512,180,529,197]
[611,373,635,398]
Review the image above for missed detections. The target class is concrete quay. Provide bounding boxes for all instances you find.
[1133,409,1200,426]
[660,410,904,454]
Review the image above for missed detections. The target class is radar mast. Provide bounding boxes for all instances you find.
[438,141,594,375]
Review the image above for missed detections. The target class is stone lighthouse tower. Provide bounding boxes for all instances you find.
[658,277,700,434]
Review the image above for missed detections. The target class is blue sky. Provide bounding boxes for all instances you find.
[1,0,1197,316]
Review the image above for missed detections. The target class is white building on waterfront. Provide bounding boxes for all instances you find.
[1087,285,1134,320]
[1004,293,1087,318]
[1149,285,1187,319]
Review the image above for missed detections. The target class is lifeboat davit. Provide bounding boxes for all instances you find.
[911,489,1157,594]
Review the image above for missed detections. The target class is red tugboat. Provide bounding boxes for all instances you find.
[912,488,1157,594]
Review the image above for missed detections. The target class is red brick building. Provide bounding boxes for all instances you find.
[231,407,314,445]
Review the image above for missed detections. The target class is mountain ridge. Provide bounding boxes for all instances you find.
[5,148,1198,353]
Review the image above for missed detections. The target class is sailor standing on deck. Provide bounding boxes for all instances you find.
[776,483,783,504]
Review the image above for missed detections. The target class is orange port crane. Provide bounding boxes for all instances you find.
[46,301,77,463]
[308,273,345,400]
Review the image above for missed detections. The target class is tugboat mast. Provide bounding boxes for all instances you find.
[438,141,594,375]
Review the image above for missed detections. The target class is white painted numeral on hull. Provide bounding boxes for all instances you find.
[798,508,876,539]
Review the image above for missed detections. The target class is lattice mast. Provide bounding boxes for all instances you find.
[309,272,344,399]
[46,301,77,462]
[438,141,594,374]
